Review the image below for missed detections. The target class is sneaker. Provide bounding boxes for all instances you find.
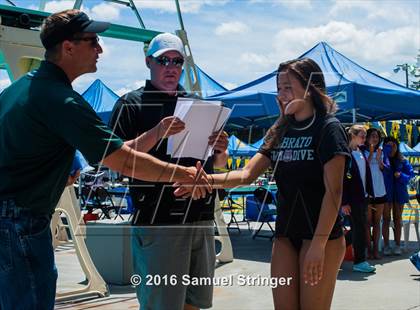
[353,261,376,273]
[409,252,420,272]
[393,245,402,255]
[383,246,392,256]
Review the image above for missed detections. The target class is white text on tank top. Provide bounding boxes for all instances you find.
[271,136,314,162]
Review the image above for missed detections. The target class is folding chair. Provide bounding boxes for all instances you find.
[80,186,98,214]
[248,187,276,240]
[95,187,123,220]
[80,186,122,220]
[82,171,106,188]
[218,189,241,233]
[110,187,134,220]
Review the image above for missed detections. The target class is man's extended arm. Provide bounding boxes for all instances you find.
[102,144,210,198]
[125,116,185,153]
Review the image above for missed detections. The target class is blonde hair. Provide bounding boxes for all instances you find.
[347,124,366,141]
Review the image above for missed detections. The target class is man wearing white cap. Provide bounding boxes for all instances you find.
[109,33,228,310]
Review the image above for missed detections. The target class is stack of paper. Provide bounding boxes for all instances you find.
[167,98,231,159]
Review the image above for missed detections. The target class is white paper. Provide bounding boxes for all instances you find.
[167,98,231,160]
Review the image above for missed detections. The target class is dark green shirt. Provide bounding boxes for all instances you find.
[0,61,123,215]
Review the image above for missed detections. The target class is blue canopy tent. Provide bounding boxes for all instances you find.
[298,42,420,122]
[180,64,227,98]
[208,72,279,129]
[82,79,119,124]
[399,142,420,156]
[209,42,420,128]
[71,79,120,172]
[251,137,264,149]
[228,135,258,157]
[70,150,94,175]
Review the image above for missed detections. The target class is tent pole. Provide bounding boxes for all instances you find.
[128,0,146,29]
[248,125,253,144]
[174,0,201,96]
[352,108,356,123]
[39,0,47,10]
[73,0,83,9]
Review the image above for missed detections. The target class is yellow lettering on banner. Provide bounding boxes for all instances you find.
[378,121,385,136]
[391,122,399,139]
[406,124,412,145]
[380,121,386,129]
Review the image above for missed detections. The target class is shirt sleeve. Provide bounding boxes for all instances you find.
[43,94,123,164]
[108,94,142,141]
[398,159,414,185]
[317,121,350,165]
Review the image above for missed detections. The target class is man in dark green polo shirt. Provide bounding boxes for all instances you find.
[0,10,209,310]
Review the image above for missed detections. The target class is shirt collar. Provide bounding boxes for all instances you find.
[29,61,72,87]
[144,80,186,98]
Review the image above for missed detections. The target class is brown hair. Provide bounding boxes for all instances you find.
[383,136,404,161]
[40,9,81,61]
[262,58,337,150]
[365,127,382,150]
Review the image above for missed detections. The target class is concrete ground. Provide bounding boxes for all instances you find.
[55,221,420,310]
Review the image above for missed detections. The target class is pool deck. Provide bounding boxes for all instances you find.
[54,220,420,310]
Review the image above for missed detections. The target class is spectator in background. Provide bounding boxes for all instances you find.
[342,125,376,273]
[382,136,414,255]
[363,128,387,259]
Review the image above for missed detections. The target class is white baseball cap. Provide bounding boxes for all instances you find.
[146,33,185,58]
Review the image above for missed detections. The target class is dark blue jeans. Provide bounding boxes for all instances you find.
[0,200,57,310]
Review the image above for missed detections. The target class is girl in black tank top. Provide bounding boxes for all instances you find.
[176,58,350,309]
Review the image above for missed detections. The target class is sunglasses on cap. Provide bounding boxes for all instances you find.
[151,56,184,67]
[71,36,100,47]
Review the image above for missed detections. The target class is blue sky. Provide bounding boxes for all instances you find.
[1,0,419,96]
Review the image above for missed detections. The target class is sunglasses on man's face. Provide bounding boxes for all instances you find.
[71,36,100,47]
[151,56,184,68]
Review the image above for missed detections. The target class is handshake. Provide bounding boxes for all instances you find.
[173,161,214,200]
